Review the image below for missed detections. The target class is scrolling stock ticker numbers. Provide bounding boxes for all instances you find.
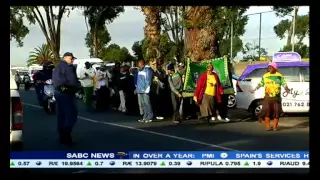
[10,151,309,168]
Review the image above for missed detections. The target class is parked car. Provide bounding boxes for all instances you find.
[226,75,239,108]
[10,69,23,150]
[235,61,309,119]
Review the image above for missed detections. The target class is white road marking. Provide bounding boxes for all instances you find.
[72,170,88,173]
[23,102,239,151]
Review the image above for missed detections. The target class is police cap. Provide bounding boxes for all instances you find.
[63,52,77,59]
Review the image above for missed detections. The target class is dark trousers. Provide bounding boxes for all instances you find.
[181,97,199,119]
[83,87,94,110]
[111,87,120,108]
[55,91,78,135]
[216,94,229,118]
[35,85,44,105]
[171,92,182,121]
[96,86,109,110]
[126,91,139,115]
[151,92,166,117]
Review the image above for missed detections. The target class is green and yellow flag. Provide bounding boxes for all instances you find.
[183,56,234,97]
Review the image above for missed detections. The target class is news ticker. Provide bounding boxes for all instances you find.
[10,151,309,159]
[10,160,309,168]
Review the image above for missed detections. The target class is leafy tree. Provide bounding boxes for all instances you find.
[280,43,309,58]
[272,6,295,17]
[183,6,249,62]
[85,28,111,58]
[272,6,308,46]
[242,42,268,61]
[219,37,243,59]
[140,6,163,70]
[274,13,309,46]
[27,44,54,67]
[160,6,185,62]
[10,6,75,63]
[132,40,144,60]
[212,6,249,58]
[141,33,177,63]
[102,43,133,62]
[83,6,125,58]
[10,7,29,47]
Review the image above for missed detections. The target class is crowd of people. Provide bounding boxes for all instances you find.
[27,52,289,146]
[76,58,232,125]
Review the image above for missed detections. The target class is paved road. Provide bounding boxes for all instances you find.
[12,89,309,173]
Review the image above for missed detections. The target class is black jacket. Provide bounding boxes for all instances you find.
[118,72,130,92]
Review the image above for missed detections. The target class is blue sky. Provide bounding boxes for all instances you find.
[10,6,309,66]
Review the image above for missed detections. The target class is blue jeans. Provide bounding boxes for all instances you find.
[138,93,153,120]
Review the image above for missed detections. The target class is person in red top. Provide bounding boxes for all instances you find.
[193,64,223,124]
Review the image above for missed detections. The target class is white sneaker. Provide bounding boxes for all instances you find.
[138,119,145,123]
[211,117,216,121]
[217,115,222,121]
[145,120,152,123]
[224,118,231,122]
[156,116,164,120]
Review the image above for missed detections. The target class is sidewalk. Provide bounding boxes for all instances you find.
[279,117,309,128]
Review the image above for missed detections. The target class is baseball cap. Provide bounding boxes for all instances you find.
[167,63,175,71]
[63,52,77,59]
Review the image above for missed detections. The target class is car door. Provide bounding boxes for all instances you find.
[236,68,266,109]
[279,66,309,113]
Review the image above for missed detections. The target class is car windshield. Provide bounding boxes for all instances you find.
[31,70,38,74]
[246,66,309,82]
[18,71,28,75]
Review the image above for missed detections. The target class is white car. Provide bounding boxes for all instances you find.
[226,75,239,108]
[236,62,309,119]
[10,69,23,150]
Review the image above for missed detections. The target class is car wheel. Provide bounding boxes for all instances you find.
[227,94,237,108]
[251,101,262,120]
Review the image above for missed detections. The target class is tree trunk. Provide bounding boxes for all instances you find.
[184,6,217,62]
[142,6,161,70]
[93,30,98,58]
[286,7,299,46]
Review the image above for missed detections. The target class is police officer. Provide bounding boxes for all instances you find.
[52,52,81,146]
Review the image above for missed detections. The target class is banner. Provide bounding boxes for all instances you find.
[10,160,309,168]
[183,56,234,97]
[10,151,309,169]
[10,151,309,159]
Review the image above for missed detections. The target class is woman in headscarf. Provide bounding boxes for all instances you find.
[250,62,290,131]
[193,63,223,124]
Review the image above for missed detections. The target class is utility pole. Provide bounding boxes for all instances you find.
[230,21,234,60]
[258,13,262,61]
[291,6,298,52]
[241,10,273,62]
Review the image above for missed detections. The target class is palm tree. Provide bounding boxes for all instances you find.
[141,6,162,70]
[27,44,54,67]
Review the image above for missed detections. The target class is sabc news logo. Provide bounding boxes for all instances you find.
[117,152,128,159]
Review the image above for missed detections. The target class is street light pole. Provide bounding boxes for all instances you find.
[291,6,298,52]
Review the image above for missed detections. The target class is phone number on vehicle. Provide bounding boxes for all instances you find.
[282,102,309,107]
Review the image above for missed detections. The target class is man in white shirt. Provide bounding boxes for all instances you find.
[79,62,95,112]
[95,65,110,111]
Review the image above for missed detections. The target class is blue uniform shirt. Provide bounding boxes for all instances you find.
[52,60,80,89]
[38,70,53,81]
